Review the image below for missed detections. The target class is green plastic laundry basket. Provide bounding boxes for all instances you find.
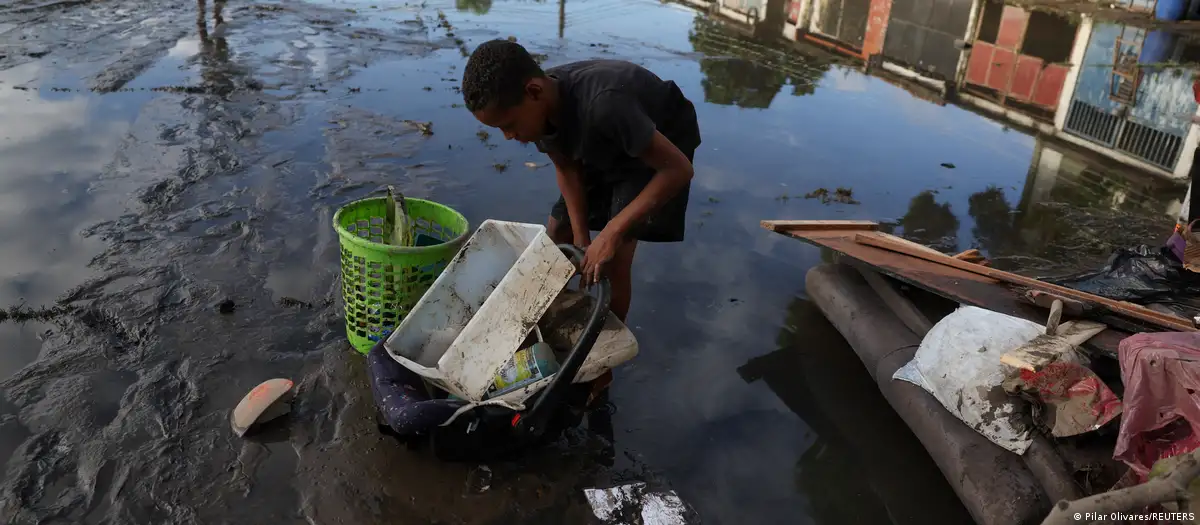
[333,196,470,354]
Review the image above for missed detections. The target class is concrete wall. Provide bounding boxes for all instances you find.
[953,0,982,84]
[1053,17,1093,131]
[1176,103,1200,180]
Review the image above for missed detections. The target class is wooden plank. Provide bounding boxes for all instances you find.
[761,220,951,258]
[883,233,949,258]
[1045,298,1064,335]
[1025,290,1086,317]
[953,249,990,266]
[999,320,1108,372]
[760,220,879,233]
[761,223,1131,356]
[773,228,1032,314]
[854,233,1196,332]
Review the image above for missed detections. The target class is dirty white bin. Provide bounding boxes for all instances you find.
[384,220,578,401]
[480,289,641,407]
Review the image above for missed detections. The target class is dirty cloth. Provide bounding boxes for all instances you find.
[893,306,1042,454]
[1048,244,1200,318]
[1115,332,1200,480]
[1003,361,1122,438]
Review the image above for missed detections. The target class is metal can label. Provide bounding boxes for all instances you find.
[492,347,543,392]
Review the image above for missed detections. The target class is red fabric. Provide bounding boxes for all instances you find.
[1017,361,1122,437]
[1115,332,1200,480]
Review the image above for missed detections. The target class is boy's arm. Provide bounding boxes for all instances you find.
[579,91,695,282]
[604,131,694,237]
[548,150,592,247]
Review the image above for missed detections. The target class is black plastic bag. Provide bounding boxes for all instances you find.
[1047,244,1200,317]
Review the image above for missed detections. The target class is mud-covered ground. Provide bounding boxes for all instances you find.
[0,0,1187,523]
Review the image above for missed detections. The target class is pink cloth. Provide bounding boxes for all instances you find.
[1116,332,1200,479]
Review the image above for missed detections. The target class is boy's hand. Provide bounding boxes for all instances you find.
[581,228,618,285]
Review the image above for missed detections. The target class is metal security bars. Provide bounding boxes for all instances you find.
[1063,99,1185,171]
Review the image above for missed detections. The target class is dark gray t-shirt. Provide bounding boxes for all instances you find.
[535,60,700,182]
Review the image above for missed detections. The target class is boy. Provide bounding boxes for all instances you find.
[461,39,700,323]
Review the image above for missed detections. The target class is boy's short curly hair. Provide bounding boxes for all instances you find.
[462,39,545,112]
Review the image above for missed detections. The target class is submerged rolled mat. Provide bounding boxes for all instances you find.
[367,341,462,436]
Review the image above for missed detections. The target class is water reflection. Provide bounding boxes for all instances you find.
[898,136,1184,273]
[690,16,788,107]
[1008,140,1179,269]
[1068,22,1200,172]
[694,0,1200,179]
[456,0,494,14]
[873,132,1185,275]
[194,0,262,96]
[670,0,1192,279]
[897,191,960,253]
[197,0,234,95]
[688,14,831,106]
[0,66,128,367]
[967,185,1019,256]
[963,1,1080,122]
[740,296,973,524]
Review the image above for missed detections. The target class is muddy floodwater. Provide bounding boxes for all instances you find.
[0,0,1189,523]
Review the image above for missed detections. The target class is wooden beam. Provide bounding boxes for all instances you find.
[854,233,1196,332]
[999,320,1107,372]
[1024,290,1086,317]
[761,220,953,260]
[953,248,990,266]
[857,267,934,336]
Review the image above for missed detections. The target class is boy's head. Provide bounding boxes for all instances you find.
[462,39,552,144]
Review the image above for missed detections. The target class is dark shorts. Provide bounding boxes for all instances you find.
[550,147,696,243]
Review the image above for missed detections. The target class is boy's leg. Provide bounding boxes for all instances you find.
[587,239,629,463]
[546,214,574,245]
[549,201,636,321]
[608,238,637,322]
[551,197,616,439]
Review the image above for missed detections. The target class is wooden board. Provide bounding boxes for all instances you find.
[855,233,1195,333]
[764,220,940,257]
[762,222,1137,356]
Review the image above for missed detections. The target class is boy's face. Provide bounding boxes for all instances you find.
[472,81,548,144]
